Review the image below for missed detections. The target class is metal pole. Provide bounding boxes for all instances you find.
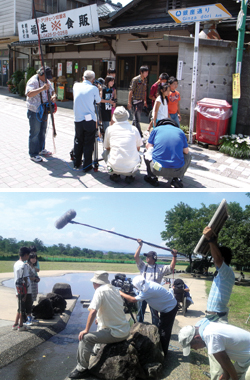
[189,21,200,144]
[230,0,248,134]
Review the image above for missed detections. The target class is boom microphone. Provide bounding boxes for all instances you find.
[55,209,77,229]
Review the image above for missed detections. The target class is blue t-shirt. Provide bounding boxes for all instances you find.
[148,125,188,168]
[135,281,177,313]
[73,80,101,122]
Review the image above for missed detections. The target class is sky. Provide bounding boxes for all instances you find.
[0,191,249,255]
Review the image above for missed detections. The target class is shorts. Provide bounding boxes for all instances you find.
[17,293,33,314]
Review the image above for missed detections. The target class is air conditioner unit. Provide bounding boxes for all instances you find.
[32,45,46,55]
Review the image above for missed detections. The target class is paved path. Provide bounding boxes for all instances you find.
[1,88,249,189]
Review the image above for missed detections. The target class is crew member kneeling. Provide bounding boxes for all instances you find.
[144,118,191,188]
[103,106,142,184]
[68,271,130,379]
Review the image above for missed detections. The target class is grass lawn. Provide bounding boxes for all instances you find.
[0,260,188,274]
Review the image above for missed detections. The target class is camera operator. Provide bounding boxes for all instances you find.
[68,271,130,379]
[73,70,101,172]
[134,238,177,326]
[120,275,178,357]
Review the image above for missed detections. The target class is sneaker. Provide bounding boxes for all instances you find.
[171,178,184,188]
[30,155,43,162]
[39,149,52,156]
[110,174,121,183]
[18,325,30,331]
[144,175,159,187]
[25,318,33,326]
[125,176,135,184]
[68,368,90,379]
[31,317,39,323]
[12,324,18,330]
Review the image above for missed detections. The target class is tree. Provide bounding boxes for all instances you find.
[161,201,250,270]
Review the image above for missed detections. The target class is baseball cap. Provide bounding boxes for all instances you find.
[178,325,195,356]
[45,66,53,79]
[143,251,157,259]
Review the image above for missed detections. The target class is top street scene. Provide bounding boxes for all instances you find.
[1,0,250,189]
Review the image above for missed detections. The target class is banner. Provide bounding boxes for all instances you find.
[18,4,99,42]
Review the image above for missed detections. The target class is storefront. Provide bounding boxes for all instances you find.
[0,50,9,86]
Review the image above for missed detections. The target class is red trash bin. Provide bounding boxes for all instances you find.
[195,98,232,145]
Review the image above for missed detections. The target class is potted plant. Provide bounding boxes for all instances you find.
[7,78,13,92]
[219,134,250,159]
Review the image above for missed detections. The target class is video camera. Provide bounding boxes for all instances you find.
[112,274,137,320]
[111,273,134,295]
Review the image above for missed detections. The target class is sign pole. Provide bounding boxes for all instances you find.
[230,0,248,134]
[189,21,200,144]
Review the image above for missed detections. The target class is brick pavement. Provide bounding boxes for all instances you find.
[1,89,249,189]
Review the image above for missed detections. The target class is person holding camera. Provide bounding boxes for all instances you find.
[26,252,40,325]
[73,70,101,172]
[25,66,56,162]
[120,275,178,356]
[134,239,178,326]
[68,271,130,379]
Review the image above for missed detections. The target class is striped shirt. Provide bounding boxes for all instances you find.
[207,261,235,313]
[137,258,171,284]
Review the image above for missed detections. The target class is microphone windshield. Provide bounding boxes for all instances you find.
[55,209,77,229]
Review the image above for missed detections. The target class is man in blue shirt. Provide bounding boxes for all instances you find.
[144,119,191,187]
[120,276,178,356]
[73,70,101,172]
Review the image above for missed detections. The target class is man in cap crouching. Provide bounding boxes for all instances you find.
[178,323,250,380]
[68,271,130,379]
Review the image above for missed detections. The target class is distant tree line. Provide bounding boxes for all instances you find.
[0,237,135,261]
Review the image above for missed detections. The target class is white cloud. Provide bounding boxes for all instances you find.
[24,198,66,210]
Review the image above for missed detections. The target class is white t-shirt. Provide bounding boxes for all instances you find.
[104,121,142,173]
[88,284,130,339]
[14,260,31,295]
[152,95,168,121]
[203,322,250,365]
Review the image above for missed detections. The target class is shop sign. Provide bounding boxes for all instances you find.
[18,4,99,42]
[67,61,72,74]
[168,4,231,23]
[58,86,65,101]
[58,63,62,76]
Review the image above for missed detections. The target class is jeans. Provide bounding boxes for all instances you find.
[74,119,96,168]
[169,113,180,127]
[132,101,143,137]
[137,300,159,327]
[76,328,129,371]
[27,110,47,157]
[102,121,110,132]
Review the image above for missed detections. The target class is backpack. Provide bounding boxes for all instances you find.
[15,267,27,295]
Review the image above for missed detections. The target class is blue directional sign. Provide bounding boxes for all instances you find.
[168,3,232,23]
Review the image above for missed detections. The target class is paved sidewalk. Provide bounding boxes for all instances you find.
[1,88,249,189]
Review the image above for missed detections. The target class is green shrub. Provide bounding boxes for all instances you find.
[18,79,26,97]
[11,70,25,87]
[26,67,37,82]
[219,134,250,159]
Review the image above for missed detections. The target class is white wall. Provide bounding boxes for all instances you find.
[0,0,32,37]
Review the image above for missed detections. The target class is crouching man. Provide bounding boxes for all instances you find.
[178,322,250,380]
[103,106,142,184]
[120,275,178,356]
[144,118,191,187]
[68,271,130,379]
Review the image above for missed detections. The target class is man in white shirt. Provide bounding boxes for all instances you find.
[73,70,101,172]
[103,106,142,184]
[179,322,250,380]
[68,271,130,379]
[134,238,177,326]
[13,247,32,331]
